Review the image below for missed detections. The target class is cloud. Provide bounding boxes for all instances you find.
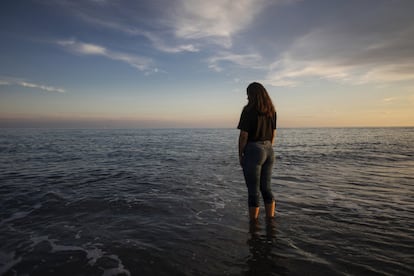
[264,5,414,87]
[20,82,66,93]
[38,0,414,85]
[57,39,154,71]
[206,52,263,72]
[52,0,269,51]
[75,15,200,53]
[171,0,268,48]
[0,77,66,93]
[139,31,199,53]
[264,55,354,87]
[382,97,395,103]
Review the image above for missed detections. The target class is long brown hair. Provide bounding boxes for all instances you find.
[246,82,275,117]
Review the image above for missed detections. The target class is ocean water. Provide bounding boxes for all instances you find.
[0,127,413,276]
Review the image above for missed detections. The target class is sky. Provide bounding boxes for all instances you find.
[0,0,413,128]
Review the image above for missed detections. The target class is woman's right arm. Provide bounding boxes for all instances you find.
[239,130,248,166]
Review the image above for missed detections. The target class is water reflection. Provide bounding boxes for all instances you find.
[245,219,287,275]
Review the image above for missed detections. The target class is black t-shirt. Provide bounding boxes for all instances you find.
[237,107,277,142]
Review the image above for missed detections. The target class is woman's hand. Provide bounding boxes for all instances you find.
[239,154,244,167]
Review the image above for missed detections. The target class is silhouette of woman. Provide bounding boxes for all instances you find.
[237,82,277,222]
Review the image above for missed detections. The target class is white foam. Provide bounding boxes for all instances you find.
[86,248,104,266]
[0,251,22,275]
[50,242,85,253]
[28,235,131,275]
[102,254,131,276]
[30,235,85,253]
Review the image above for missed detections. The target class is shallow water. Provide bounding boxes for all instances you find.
[0,128,413,275]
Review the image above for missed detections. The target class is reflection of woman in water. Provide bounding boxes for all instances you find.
[246,219,282,275]
[238,82,277,222]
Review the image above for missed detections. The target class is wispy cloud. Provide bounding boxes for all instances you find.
[358,64,414,84]
[142,31,199,53]
[382,97,396,103]
[75,15,200,54]
[34,0,414,87]
[20,82,65,93]
[264,56,354,87]
[264,17,414,87]
[171,0,268,48]
[53,0,268,50]
[57,39,155,71]
[0,77,65,93]
[206,52,263,72]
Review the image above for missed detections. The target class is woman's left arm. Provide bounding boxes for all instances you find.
[271,129,277,145]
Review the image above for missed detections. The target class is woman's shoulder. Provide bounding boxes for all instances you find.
[242,107,259,119]
[242,105,256,114]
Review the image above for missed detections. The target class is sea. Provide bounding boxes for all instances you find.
[0,127,413,276]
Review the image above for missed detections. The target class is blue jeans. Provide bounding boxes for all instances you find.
[242,141,275,207]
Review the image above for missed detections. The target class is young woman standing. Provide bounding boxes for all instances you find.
[237,82,277,222]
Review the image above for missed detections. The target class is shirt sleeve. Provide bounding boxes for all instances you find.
[237,108,251,131]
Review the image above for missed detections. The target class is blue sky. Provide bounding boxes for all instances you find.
[0,0,413,128]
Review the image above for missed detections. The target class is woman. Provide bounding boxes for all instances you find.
[237,82,277,222]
